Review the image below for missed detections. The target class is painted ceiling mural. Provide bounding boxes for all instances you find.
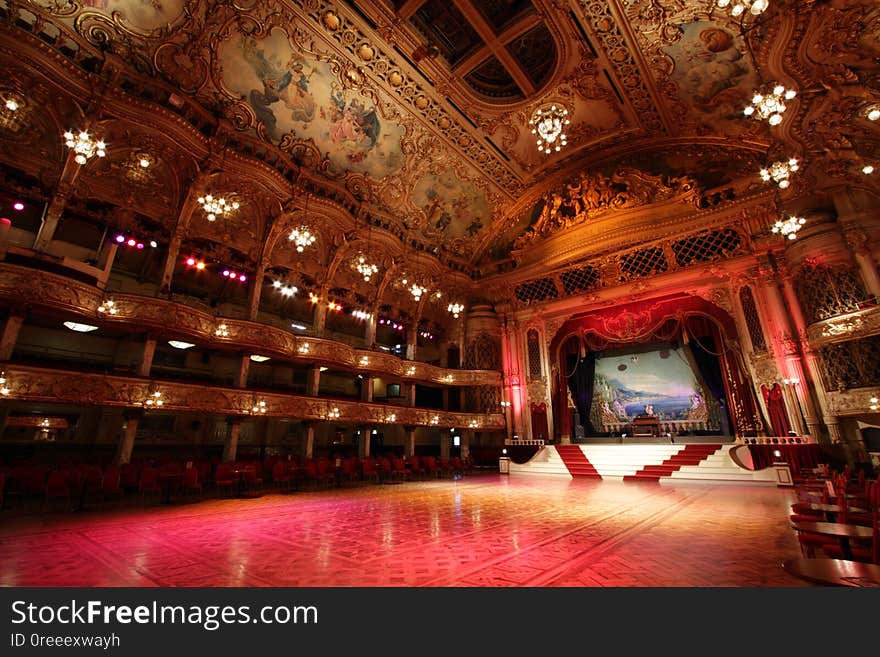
[218,28,406,179]
[6,0,880,275]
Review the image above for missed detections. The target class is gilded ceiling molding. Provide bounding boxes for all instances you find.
[0,364,505,429]
[573,0,666,134]
[512,168,701,252]
[0,263,500,385]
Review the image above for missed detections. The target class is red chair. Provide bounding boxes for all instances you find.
[101,465,124,502]
[214,463,236,497]
[138,467,161,504]
[407,455,425,480]
[182,466,202,500]
[272,461,293,493]
[361,457,379,483]
[391,457,408,481]
[44,470,71,510]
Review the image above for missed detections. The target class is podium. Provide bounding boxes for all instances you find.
[632,415,660,437]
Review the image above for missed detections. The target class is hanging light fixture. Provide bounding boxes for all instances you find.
[760,158,799,189]
[771,215,806,240]
[716,0,769,17]
[447,302,464,318]
[529,103,569,155]
[354,254,379,282]
[197,194,239,222]
[64,129,106,165]
[289,226,316,252]
[743,84,796,126]
[0,90,29,132]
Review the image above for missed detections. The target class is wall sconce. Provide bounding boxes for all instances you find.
[406,366,416,376]
[870,396,878,411]
[359,356,369,366]
[215,323,230,337]
[386,413,397,423]
[143,390,163,407]
[0,370,10,396]
[326,406,340,420]
[431,415,439,425]
[249,399,267,414]
[298,342,311,355]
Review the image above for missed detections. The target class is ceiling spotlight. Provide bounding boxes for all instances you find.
[867,106,880,122]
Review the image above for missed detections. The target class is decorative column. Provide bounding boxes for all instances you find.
[460,429,471,459]
[777,270,824,438]
[404,426,416,457]
[115,409,143,465]
[359,425,371,458]
[246,261,267,321]
[844,228,880,299]
[303,421,315,459]
[313,298,328,336]
[235,354,250,388]
[222,416,242,462]
[755,263,821,437]
[364,311,377,347]
[361,375,373,402]
[405,382,416,407]
[440,430,450,460]
[33,152,79,251]
[405,324,417,361]
[306,365,321,396]
[158,234,182,293]
[0,314,25,361]
[138,337,157,377]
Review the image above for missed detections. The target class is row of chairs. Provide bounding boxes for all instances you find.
[790,467,879,564]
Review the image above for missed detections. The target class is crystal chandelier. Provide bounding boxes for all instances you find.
[743,84,796,126]
[529,103,569,154]
[760,158,799,189]
[354,255,379,282]
[408,282,426,302]
[716,0,769,17]
[771,215,806,240]
[0,91,29,132]
[289,226,316,252]
[197,194,239,222]
[447,302,464,318]
[64,130,106,165]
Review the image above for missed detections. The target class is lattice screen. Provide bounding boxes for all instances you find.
[794,265,868,325]
[464,332,500,370]
[818,336,880,390]
[560,265,601,294]
[618,246,669,282]
[466,386,500,413]
[527,329,542,380]
[739,285,767,352]
[514,277,559,303]
[671,228,742,267]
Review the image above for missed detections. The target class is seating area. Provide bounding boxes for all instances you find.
[783,464,880,586]
[0,453,479,514]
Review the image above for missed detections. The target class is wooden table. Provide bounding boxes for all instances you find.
[808,503,869,522]
[782,558,880,587]
[790,521,875,560]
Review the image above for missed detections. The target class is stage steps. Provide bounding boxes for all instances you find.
[508,444,777,485]
[554,445,601,478]
[622,444,720,482]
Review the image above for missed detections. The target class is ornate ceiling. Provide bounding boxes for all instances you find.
[0,0,878,299]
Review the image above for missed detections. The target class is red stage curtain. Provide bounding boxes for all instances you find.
[530,402,549,442]
[761,383,791,437]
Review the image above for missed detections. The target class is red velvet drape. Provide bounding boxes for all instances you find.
[530,402,549,442]
[761,383,791,437]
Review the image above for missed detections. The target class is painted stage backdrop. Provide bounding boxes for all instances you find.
[593,346,708,426]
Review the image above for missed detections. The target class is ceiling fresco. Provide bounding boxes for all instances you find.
[2,0,879,279]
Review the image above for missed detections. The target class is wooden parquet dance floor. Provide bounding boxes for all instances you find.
[0,475,810,587]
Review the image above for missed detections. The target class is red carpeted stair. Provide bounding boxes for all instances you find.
[555,445,601,478]
[623,444,721,482]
